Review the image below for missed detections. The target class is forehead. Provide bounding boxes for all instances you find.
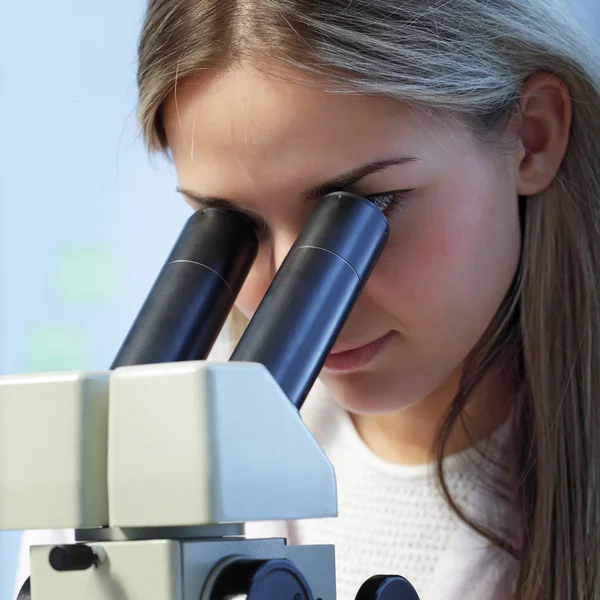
[162,66,468,196]
[167,67,423,144]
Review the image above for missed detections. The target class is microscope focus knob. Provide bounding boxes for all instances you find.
[206,557,313,600]
[355,575,420,600]
[48,544,100,572]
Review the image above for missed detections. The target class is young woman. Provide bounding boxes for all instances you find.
[135,0,600,598]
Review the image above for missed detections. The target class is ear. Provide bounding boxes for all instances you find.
[515,72,572,195]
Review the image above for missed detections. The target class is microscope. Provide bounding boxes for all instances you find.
[0,191,421,600]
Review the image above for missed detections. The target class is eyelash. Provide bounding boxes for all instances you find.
[364,190,413,215]
[189,189,412,234]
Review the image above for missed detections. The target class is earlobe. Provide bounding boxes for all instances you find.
[516,72,573,196]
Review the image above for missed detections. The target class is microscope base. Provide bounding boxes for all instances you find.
[29,537,336,600]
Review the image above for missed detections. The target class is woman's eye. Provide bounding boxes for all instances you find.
[365,190,413,214]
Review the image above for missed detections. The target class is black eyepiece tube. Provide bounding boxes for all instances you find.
[111,208,258,369]
[230,192,388,409]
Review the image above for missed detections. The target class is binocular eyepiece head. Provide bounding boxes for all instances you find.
[112,191,389,409]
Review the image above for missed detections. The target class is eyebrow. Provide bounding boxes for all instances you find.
[176,156,419,214]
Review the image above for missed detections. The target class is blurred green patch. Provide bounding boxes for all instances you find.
[24,325,87,372]
[54,245,117,304]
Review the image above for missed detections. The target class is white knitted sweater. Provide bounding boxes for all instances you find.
[14,381,519,600]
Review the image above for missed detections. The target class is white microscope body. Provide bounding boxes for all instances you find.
[0,362,337,600]
[0,192,420,599]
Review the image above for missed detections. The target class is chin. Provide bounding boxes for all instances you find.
[319,371,433,416]
[320,369,459,415]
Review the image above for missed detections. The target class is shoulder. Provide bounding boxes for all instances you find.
[425,417,520,600]
[424,503,519,600]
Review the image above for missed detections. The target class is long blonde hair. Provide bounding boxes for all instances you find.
[136,1,600,597]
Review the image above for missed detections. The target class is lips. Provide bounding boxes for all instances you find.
[324,331,395,372]
[330,339,373,355]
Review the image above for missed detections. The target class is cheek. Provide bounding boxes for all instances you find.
[370,172,521,340]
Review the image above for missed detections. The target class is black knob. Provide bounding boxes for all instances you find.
[49,544,98,572]
[356,575,420,600]
[208,557,313,600]
[16,576,31,600]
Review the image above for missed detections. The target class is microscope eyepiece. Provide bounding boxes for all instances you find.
[230,191,389,409]
[111,208,258,368]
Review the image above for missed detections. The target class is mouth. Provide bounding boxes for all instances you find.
[324,331,395,373]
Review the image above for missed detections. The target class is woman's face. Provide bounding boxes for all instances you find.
[163,66,522,415]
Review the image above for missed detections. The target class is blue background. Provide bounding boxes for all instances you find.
[0,0,598,597]
[0,1,189,596]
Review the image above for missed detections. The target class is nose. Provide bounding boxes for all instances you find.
[236,225,302,318]
[270,229,299,279]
